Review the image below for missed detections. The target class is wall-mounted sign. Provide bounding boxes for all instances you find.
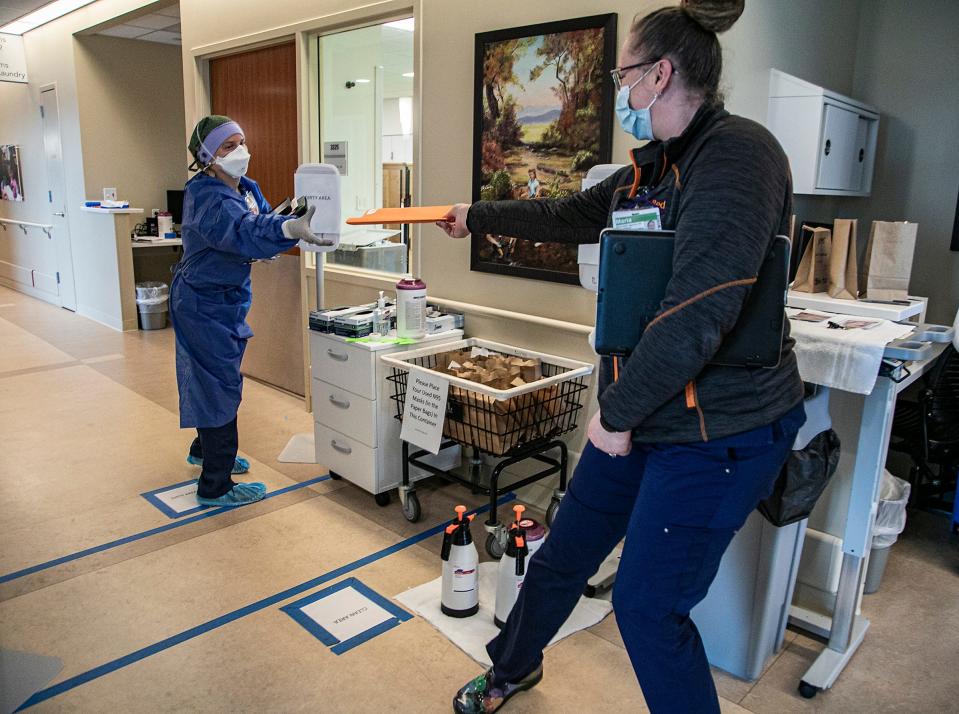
[0,33,28,83]
[324,141,348,176]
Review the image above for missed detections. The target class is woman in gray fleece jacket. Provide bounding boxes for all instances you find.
[441,1,806,712]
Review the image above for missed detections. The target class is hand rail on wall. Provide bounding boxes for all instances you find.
[428,295,593,336]
[0,217,53,238]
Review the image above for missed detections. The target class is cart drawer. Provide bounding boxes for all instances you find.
[310,332,377,399]
[313,378,377,448]
[314,422,378,494]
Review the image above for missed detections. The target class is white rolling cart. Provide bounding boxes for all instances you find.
[310,329,463,506]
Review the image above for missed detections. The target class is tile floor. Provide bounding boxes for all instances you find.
[1,285,956,712]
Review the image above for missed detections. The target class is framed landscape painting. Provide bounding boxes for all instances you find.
[471,14,617,284]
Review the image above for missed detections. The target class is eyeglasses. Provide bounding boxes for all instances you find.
[610,61,655,91]
[610,59,675,91]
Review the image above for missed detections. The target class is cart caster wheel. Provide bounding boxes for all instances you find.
[402,492,421,522]
[374,492,391,507]
[328,471,343,480]
[798,681,819,699]
[546,498,561,527]
[486,532,506,559]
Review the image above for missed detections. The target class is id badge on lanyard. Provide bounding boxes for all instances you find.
[243,191,260,215]
[612,191,662,231]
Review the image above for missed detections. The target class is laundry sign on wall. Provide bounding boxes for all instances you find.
[0,33,28,83]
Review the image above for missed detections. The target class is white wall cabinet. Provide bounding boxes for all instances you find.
[766,69,879,197]
[381,134,412,164]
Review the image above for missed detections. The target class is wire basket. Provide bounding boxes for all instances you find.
[383,339,593,457]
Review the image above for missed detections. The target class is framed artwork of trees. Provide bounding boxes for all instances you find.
[471,14,617,284]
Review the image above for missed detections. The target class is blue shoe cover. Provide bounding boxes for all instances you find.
[196,482,267,507]
[186,454,250,474]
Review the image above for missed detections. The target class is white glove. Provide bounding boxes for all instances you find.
[281,206,334,246]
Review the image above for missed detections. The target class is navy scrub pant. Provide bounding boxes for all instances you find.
[189,417,239,499]
[487,403,805,713]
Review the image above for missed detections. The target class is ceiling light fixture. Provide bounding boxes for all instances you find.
[402,72,414,78]
[0,0,98,35]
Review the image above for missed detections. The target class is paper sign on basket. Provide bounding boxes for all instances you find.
[400,372,449,455]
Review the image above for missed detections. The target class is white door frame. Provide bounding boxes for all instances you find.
[39,82,78,311]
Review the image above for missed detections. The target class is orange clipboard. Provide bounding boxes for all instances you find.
[345,205,454,225]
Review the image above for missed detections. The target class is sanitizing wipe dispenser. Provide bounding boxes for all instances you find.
[577,164,625,291]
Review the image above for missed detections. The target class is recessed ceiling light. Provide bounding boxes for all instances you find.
[385,18,414,32]
[355,79,371,84]
[402,72,414,78]
[0,0,98,35]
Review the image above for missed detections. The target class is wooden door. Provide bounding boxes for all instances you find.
[210,42,297,206]
[211,42,305,396]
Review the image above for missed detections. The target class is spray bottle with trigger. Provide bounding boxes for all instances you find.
[441,505,479,618]
[494,504,531,628]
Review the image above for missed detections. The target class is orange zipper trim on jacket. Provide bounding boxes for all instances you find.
[685,379,708,441]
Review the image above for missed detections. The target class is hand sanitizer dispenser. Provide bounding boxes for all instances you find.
[577,164,626,292]
[294,163,342,253]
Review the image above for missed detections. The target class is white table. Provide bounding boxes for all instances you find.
[788,339,948,699]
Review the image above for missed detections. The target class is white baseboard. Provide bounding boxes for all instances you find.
[0,275,60,306]
[76,303,124,332]
[33,270,59,296]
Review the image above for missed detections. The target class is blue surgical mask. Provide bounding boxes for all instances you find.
[615,65,659,141]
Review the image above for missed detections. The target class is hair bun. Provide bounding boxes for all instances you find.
[681,0,745,33]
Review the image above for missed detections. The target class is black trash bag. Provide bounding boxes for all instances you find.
[757,429,841,527]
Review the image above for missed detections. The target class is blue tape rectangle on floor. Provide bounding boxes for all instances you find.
[0,475,330,585]
[140,479,208,519]
[18,494,514,710]
[281,577,413,655]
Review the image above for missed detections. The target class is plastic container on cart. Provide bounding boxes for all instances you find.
[382,339,593,554]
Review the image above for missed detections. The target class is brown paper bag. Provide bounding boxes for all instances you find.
[859,221,918,301]
[792,225,831,293]
[827,218,859,300]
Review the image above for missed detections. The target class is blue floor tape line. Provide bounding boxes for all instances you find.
[0,475,330,585]
[19,494,515,710]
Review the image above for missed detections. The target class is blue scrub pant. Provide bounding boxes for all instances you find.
[487,402,805,713]
[190,417,239,499]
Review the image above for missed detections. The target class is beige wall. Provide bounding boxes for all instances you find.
[176,0,878,392]
[417,0,864,343]
[842,0,959,324]
[0,0,165,328]
[75,35,185,215]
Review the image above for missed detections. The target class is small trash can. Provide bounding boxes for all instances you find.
[864,470,911,594]
[135,281,169,330]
